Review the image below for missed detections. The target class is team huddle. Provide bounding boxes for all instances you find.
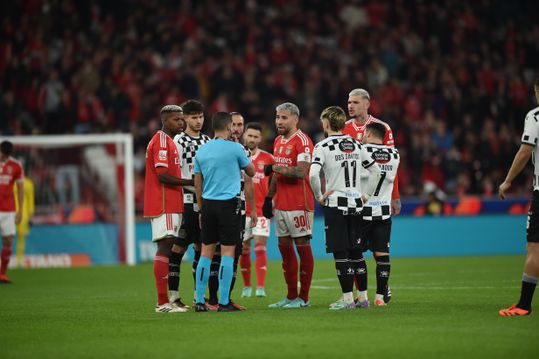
[144,88,402,313]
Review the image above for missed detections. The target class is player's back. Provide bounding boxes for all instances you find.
[273,130,314,211]
[360,143,400,220]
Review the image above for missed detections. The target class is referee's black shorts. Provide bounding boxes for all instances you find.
[527,191,539,243]
[359,218,392,253]
[174,203,200,247]
[201,197,241,246]
[322,206,362,254]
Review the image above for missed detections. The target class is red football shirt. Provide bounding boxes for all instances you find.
[144,130,184,217]
[343,115,400,199]
[246,149,274,216]
[0,157,24,212]
[273,130,315,211]
[343,115,394,146]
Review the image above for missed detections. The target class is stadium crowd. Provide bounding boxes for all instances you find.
[1,0,539,199]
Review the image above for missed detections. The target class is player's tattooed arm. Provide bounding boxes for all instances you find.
[272,161,310,179]
[158,173,194,186]
[267,174,277,199]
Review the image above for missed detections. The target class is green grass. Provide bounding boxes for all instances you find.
[0,256,538,358]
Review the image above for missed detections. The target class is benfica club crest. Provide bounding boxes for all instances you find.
[258,163,264,170]
[357,133,363,141]
[7,167,13,174]
[285,146,292,155]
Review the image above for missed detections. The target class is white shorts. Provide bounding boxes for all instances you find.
[274,210,313,238]
[0,212,16,237]
[151,213,182,241]
[244,216,270,241]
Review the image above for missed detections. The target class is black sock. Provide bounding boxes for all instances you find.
[375,255,390,295]
[192,249,201,286]
[517,273,537,311]
[350,250,367,291]
[229,254,240,301]
[333,251,354,294]
[168,251,184,293]
[208,255,220,305]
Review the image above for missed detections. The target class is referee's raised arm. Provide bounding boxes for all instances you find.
[192,111,253,312]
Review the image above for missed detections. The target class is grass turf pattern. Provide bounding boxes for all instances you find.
[0,256,537,358]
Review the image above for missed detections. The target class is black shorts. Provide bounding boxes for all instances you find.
[322,206,362,253]
[201,198,241,246]
[174,204,201,247]
[359,218,392,253]
[527,191,539,243]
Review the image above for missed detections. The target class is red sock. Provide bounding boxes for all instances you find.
[278,243,298,299]
[254,244,267,288]
[0,246,12,275]
[296,243,314,302]
[153,255,169,305]
[240,249,252,287]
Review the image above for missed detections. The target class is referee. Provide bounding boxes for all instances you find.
[193,112,255,312]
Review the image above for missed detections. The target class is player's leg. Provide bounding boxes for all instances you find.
[208,247,221,308]
[352,217,369,307]
[228,215,245,303]
[16,230,25,266]
[373,219,392,306]
[168,240,188,307]
[0,212,15,282]
[500,193,539,316]
[240,236,253,297]
[269,210,298,307]
[196,200,219,311]
[254,234,268,297]
[287,211,315,308]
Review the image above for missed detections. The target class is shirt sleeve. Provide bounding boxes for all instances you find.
[237,144,251,169]
[296,139,313,163]
[153,140,169,168]
[522,112,539,146]
[383,126,395,147]
[311,144,325,167]
[360,145,376,169]
[193,155,201,174]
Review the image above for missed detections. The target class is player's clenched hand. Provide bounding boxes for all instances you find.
[391,199,401,216]
[264,164,274,176]
[250,210,257,227]
[499,181,511,199]
[317,190,334,206]
[262,197,273,218]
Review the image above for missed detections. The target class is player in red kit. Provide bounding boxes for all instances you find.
[240,122,275,298]
[263,102,315,308]
[0,141,24,284]
[144,105,192,313]
[344,88,400,301]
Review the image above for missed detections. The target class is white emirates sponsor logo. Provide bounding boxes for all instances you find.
[275,157,292,165]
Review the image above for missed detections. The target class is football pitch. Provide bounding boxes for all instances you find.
[0,256,537,358]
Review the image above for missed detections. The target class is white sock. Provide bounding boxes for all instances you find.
[343,292,354,304]
[375,293,384,302]
[169,290,179,302]
[357,290,368,302]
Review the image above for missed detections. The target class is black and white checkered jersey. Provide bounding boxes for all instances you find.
[521,106,539,191]
[237,144,252,216]
[174,132,211,204]
[360,144,400,220]
[311,134,375,215]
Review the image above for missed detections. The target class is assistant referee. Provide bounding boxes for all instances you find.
[193,111,255,312]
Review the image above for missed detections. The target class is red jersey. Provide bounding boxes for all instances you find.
[343,115,394,146]
[0,157,24,212]
[246,149,275,216]
[273,130,315,211]
[343,115,400,200]
[144,131,184,217]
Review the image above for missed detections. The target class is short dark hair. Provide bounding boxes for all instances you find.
[181,100,204,114]
[1,141,13,156]
[245,122,262,132]
[212,112,232,132]
[365,123,387,140]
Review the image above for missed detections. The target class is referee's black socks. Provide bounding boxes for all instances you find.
[375,255,391,296]
[517,273,537,311]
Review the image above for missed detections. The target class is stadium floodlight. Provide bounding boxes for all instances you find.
[4,134,136,266]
